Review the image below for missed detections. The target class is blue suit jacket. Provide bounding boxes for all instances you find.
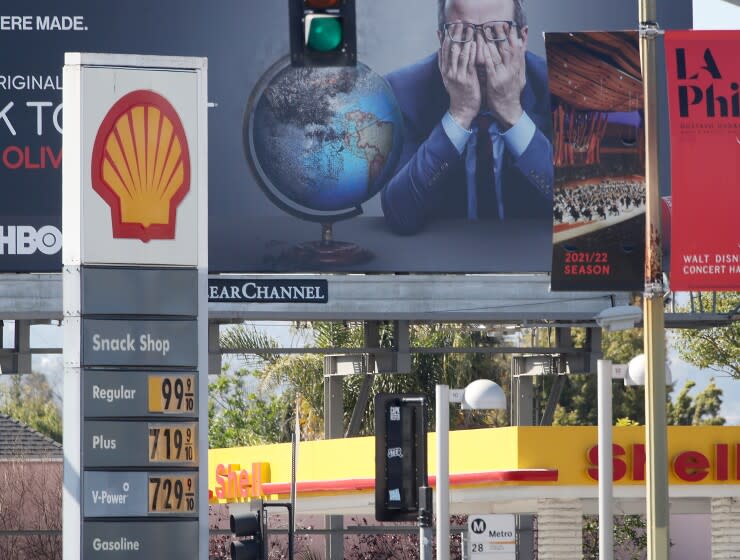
[381,51,553,234]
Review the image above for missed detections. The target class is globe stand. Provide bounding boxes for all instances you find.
[281,223,373,266]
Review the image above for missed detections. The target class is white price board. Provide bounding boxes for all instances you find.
[468,514,516,559]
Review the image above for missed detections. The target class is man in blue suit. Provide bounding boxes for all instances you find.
[381,0,553,235]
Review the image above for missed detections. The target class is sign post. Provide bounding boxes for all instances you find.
[62,53,208,559]
[467,514,516,560]
[638,2,670,559]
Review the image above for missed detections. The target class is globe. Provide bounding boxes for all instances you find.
[246,60,404,219]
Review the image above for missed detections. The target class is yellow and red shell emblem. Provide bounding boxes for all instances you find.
[91,90,190,242]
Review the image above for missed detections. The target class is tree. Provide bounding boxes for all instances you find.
[550,327,725,426]
[208,366,293,448]
[674,292,739,378]
[0,458,62,560]
[217,321,511,444]
[553,327,644,426]
[0,373,62,442]
[666,378,725,426]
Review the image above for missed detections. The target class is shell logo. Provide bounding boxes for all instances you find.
[91,90,190,242]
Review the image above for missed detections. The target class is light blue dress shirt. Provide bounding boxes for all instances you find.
[442,111,536,219]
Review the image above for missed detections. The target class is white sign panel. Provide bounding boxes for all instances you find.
[62,53,208,560]
[468,514,516,560]
[63,53,203,267]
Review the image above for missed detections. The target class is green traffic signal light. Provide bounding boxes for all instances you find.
[306,16,343,52]
[290,0,355,66]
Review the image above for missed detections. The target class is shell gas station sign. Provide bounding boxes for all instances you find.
[207,426,740,509]
[90,90,191,243]
[62,53,208,560]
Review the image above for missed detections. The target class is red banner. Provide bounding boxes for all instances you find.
[665,31,740,291]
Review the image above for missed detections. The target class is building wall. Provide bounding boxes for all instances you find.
[671,514,711,560]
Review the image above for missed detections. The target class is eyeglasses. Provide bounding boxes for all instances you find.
[442,21,516,43]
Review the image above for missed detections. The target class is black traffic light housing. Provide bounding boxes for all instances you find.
[289,0,357,67]
[230,500,295,560]
[230,500,264,560]
[374,393,428,522]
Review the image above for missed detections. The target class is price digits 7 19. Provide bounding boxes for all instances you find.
[148,423,197,463]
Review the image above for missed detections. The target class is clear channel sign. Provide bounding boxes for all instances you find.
[62,54,208,560]
[468,514,516,560]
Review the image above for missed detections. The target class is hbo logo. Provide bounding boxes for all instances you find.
[0,225,61,255]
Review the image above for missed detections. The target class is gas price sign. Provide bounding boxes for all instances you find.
[148,474,198,514]
[84,371,198,418]
[148,423,198,464]
[148,375,196,414]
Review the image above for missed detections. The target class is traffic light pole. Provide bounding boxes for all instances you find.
[639,1,670,559]
[419,486,434,560]
[399,396,432,560]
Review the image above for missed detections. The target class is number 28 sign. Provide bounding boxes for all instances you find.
[468,514,516,559]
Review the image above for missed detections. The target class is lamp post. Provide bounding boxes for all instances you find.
[594,306,641,560]
[435,379,506,560]
[595,352,672,560]
[597,359,615,560]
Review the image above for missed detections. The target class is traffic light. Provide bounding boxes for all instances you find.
[230,502,264,560]
[289,0,357,67]
[374,393,428,522]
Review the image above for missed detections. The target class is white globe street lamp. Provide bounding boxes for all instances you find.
[436,380,507,560]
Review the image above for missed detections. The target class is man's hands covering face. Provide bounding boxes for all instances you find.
[480,26,526,129]
[439,26,527,131]
[439,35,480,130]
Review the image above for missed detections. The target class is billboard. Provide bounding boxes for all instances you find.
[665,30,740,291]
[0,0,691,273]
[546,32,646,291]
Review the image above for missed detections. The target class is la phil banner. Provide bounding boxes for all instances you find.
[0,1,691,273]
[665,31,740,291]
[546,31,646,291]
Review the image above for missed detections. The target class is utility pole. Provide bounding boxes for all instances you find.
[639,1,670,558]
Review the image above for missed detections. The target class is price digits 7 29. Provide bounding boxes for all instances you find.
[148,474,197,514]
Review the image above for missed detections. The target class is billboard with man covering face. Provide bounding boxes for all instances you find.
[0,0,690,273]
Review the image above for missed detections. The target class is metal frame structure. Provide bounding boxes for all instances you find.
[0,273,735,375]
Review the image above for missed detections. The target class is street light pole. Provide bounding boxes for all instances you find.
[639,0,670,558]
[435,380,506,560]
[435,384,450,560]
[597,360,613,560]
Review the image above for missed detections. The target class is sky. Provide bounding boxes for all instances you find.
[694,0,740,28]
[3,0,739,423]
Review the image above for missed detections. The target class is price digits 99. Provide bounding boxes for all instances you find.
[149,375,195,414]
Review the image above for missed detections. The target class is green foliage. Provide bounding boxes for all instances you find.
[553,328,645,426]
[260,353,325,439]
[216,321,511,444]
[666,378,725,426]
[0,373,62,442]
[551,327,726,426]
[208,367,292,448]
[601,328,643,364]
[615,417,640,427]
[674,292,740,378]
